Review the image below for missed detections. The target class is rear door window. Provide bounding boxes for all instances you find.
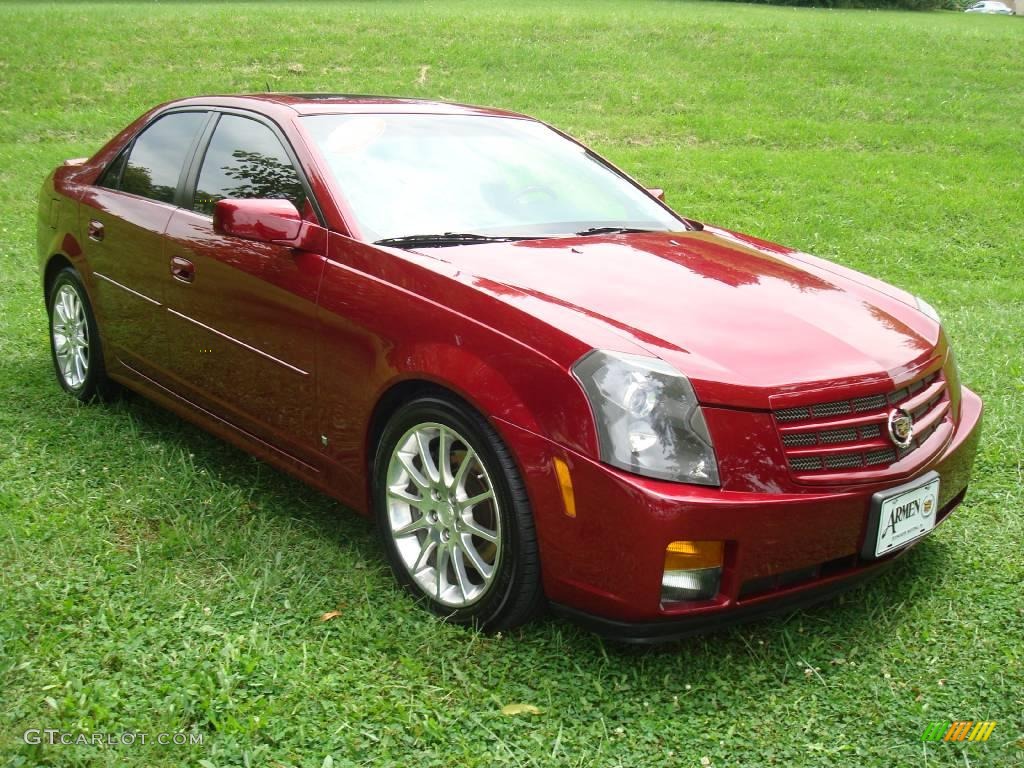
[118,111,208,204]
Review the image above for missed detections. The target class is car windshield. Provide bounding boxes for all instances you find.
[301,113,683,243]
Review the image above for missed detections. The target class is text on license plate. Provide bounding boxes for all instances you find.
[874,476,940,557]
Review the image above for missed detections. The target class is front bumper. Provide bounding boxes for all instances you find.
[495,386,982,641]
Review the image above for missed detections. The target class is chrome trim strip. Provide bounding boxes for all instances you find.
[93,272,161,306]
[165,308,309,376]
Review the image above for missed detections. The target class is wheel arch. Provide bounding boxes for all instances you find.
[365,372,537,480]
[43,253,75,304]
[366,378,437,474]
[359,339,570,522]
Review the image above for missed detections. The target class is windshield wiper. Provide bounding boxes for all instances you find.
[574,226,660,236]
[374,232,533,248]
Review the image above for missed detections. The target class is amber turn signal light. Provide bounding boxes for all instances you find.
[664,540,723,571]
[553,457,576,518]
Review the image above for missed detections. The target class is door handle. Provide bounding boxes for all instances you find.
[170,255,195,283]
[88,220,104,242]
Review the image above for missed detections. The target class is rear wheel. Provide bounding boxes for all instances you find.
[373,394,543,630]
[48,267,116,402]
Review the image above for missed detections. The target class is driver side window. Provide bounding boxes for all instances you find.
[193,114,306,216]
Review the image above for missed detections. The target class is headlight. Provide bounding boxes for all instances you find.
[572,350,719,485]
[915,295,941,323]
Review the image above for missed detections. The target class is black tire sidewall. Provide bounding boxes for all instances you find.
[373,395,538,628]
[48,268,107,402]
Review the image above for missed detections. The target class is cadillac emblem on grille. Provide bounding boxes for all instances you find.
[887,408,914,448]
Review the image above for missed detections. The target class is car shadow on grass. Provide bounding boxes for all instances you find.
[5,351,383,572]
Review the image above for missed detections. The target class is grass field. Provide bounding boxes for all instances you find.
[1,1,1022,766]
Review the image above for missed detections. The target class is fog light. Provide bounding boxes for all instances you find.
[661,540,723,602]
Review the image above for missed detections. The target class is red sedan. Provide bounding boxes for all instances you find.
[37,94,982,641]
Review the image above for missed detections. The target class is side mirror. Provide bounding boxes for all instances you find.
[213,198,302,243]
[646,188,666,203]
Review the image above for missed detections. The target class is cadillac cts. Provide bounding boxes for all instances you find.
[37,95,982,641]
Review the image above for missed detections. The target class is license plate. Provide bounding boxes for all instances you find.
[865,472,940,559]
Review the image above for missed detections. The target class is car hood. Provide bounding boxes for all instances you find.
[415,228,941,406]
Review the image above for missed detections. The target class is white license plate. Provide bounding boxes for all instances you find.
[870,473,940,558]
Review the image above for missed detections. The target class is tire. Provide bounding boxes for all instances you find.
[47,267,117,402]
[373,393,543,631]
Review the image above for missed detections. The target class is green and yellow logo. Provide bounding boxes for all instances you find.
[921,721,997,742]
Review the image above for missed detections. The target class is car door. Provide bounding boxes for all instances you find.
[79,110,209,380]
[161,111,327,465]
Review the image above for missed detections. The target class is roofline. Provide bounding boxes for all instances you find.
[160,93,531,119]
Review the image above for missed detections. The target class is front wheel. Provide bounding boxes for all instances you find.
[373,394,543,631]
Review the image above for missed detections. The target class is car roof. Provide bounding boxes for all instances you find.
[164,93,530,119]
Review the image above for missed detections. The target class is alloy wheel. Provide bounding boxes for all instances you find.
[384,422,502,608]
[52,284,90,390]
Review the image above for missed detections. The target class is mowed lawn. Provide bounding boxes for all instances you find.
[1,1,1022,766]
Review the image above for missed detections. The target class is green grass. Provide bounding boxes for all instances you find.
[1,1,1022,766]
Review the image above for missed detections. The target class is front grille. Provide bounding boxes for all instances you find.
[774,370,950,477]
[865,447,896,466]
